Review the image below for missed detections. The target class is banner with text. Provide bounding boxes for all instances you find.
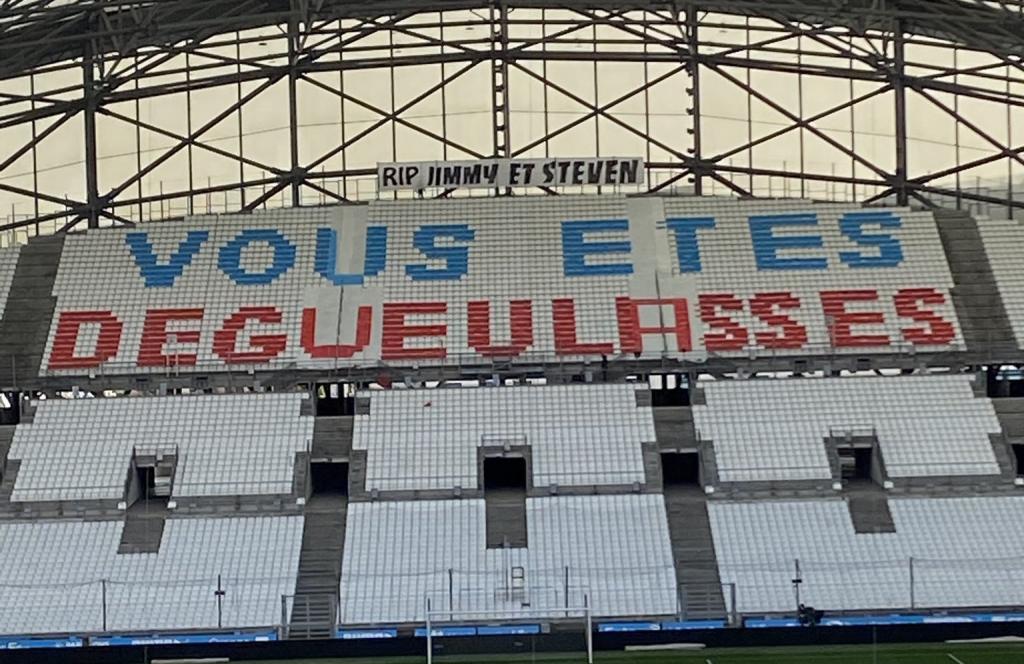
[377,158,644,191]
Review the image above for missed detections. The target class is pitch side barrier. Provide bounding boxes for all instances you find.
[30,196,983,380]
[2,612,1024,662]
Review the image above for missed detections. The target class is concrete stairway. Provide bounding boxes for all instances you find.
[993,398,1024,440]
[992,398,1024,475]
[0,235,64,388]
[117,500,169,554]
[485,488,528,549]
[662,486,726,620]
[933,210,1017,354]
[653,407,699,448]
[845,483,896,534]
[290,494,348,639]
[311,417,353,460]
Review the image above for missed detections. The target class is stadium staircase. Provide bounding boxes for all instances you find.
[652,394,727,619]
[485,488,528,549]
[311,416,353,459]
[289,494,347,639]
[0,425,16,502]
[933,210,1017,354]
[117,500,169,554]
[663,486,727,620]
[992,398,1024,476]
[0,235,63,388]
[845,484,896,534]
[289,415,353,639]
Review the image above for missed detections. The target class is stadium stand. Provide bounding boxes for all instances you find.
[36,196,969,377]
[338,494,676,624]
[0,516,302,633]
[7,392,312,501]
[709,496,1024,614]
[352,383,652,491]
[693,374,1003,482]
[2,195,1024,647]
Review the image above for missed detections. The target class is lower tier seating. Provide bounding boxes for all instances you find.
[353,384,653,491]
[339,494,677,624]
[8,392,313,501]
[694,374,1002,482]
[709,496,1024,614]
[0,516,302,634]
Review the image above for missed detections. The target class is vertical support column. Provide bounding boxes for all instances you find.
[491,1,512,171]
[893,20,909,206]
[288,9,302,208]
[83,39,101,229]
[685,6,703,196]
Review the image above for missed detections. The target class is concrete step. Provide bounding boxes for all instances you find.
[846,489,896,534]
[117,501,169,554]
[933,211,1016,353]
[289,494,348,638]
[312,417,354,459]
[663,487,726,620]
[485,487,528,549]
[653,407,699,448]
[0,235,64,387]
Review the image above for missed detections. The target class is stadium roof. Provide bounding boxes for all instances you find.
[0,0,1022,81]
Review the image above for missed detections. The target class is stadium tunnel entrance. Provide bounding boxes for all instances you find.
[484,457,528,490]
[838,446,875,482]
[315,382,355,416]
[661,452,701,486]
[311,461,349,496]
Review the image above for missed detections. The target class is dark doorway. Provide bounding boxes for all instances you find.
[1013,445,1024,477]
[839,447,873,481]
[650,374,690,407]
[311,461,349,495]
[0,392,19,425]
[316,383,355,416]
[484,457,527,491]
[135,465,157,501]
[661,452,700,486]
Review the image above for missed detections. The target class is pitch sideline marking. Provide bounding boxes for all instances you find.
[947,653,967,664]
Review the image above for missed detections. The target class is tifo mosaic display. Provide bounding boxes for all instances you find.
[41,196,963,374]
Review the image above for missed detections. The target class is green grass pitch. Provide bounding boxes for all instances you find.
[236,642,1024,664]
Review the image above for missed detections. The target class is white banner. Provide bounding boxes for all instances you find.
[377,157,644,191]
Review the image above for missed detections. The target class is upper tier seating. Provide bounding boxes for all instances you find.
[0,246,19,320]
[353,383,653,491]
[339,494,676,624]
[41,196,962,376]
[8,392,312,501]
[709,496,1024,613]
[693,374,1002,482]
[0,516,302,634]
[976,217,1024,348]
